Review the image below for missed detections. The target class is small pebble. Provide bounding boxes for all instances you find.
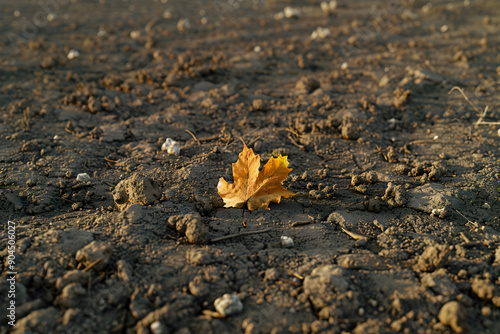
[177,18,190,32]
[281,236,294,248]
[67,49,80,60]
[284,6,301,19]
[161,138,180,155]
[310,27,331,40]
[76,173,90,182]
[151,321,168,334]
[130,31,141,39]
[214,294,243,317]
[321,1,337,15]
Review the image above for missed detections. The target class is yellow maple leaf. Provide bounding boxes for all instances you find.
[217,145,295,211]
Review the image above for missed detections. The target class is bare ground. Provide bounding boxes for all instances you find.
[1,0,500,333]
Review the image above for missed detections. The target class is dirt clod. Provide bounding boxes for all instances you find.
[438,301,468,333]
[416,244,450,272]
[75,241,113,272]
[112,174,162,211]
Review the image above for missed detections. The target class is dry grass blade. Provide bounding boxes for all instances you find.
[449,86,498,126]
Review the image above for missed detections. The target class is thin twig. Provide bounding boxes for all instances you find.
[341,227,369,241]
[455,210,473,224]
[291,220,313,227]
[225,128,261,148]
[83,258,103,272]
[284,127,305,137]
[287,134,305,149]
[185,129,201,145]
[211,228,271,243]
[449,86,481,114]
[242,208,246,228]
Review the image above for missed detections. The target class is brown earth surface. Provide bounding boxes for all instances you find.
[1,0,500,333]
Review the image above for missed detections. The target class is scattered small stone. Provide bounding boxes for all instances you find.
[321,1,337,15]
[214,294,243,317]
[76,173,90,182]
[431,208,447,218]
[67,49,80,60]
[161,138,180,155]
[177,18,191,32]
[151,321,168,334]
[281,236,294,248]
[438,301,467,333]
[310,27,331,40]
[75,241,112,272]
[283,6,301,19]
[130,30,141,39]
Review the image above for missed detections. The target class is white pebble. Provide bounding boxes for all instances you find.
[284,6,301,19]
[253,46,262,52]
[13,10,21,17]
[130,30,141,39]
[150,321,168,334]
[358,307,365,316]
[161,138,180,155]
[281,236,294,248]
[310,27,331,40]
[97,30,107,37]
[321,1,337,15]
[76,173,90,182]
[341,62,349,70]
[214,294,243,317]
[67,49,80,60]
[47,13,56,21]
[177,18,190,32]
[440,25,449,33]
